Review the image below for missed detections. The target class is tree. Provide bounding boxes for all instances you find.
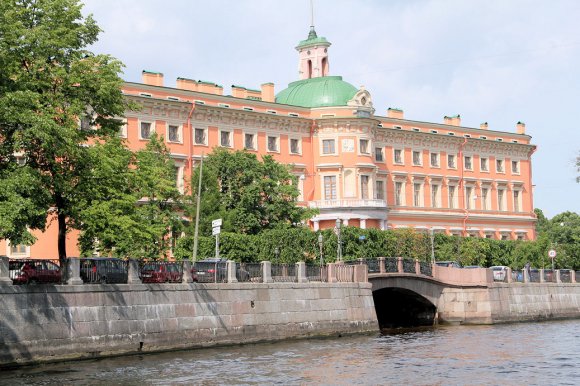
[0,0,126,260]
[78,135,184,259]
[189,149,315,236]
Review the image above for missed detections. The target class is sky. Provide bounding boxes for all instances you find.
[81,0,580,218]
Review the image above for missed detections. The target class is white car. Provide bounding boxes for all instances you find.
[490,266,508,281]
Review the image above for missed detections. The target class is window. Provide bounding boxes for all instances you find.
[267,136,279,152]
[513,190,520,212]
[375,180,385,200]
[375,147,384,162]
[447,154,456,169]
[512,160,520,174]
[464,156,472,170]
[244,133,256,150]
[361,175,369,199]
[194,128,206,145]
[448,185,456,209]
[413,183,422,207]
[167,124,180,142]
[220,130,232,147]
[498,189,505,211]
[480,157,488,172]
[218,103,230,108]
[267,110,277,114]
[288,113,299,117]
[359,139,369,154]
[324,176,337,200]
[80,115,92,131]
[431,184,440,208]
[140,121,152,139]
[290,138,301,154]
[10,243,27,255]
[430,152,439,167]
[465,186,473,209]
[243,107,254,111]
[395,181,404,206]
[412,150,422,166]
[119,119,128,138]
[496,159,504,173]
[174,165,184,194]
[394,149,403,164]
[482,187,489,210]
[322,139,335,155]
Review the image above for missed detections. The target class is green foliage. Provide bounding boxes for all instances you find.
[189,149,316,236]
[0,0,127,258]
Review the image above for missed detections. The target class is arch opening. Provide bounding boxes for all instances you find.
[373,287,437,329]
[307,60,313,79]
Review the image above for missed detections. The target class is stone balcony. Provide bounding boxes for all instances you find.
[308,199,387,209]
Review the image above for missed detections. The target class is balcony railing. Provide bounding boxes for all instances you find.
[308,199,387,209]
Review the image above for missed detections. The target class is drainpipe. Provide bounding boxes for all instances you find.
[459,137,468,236]
[528,146,537,239]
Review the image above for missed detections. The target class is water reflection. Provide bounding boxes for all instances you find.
[3,320,579,385]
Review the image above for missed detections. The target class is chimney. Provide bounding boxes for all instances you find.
[444,114,461,126]
[176,77,198,92]
[142,70,163,86]
[480,122,488,130]
[197,80,223,95]
[516,121,526,134]
[387,107,404,119]
[231,85,247,99]
[261,83,275,102]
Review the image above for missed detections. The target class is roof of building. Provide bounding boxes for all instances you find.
[275,76,358,108]
[296,26,331,49]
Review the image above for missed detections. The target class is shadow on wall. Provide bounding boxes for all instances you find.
[372,287,436,329]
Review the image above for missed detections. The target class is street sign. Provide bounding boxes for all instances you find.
[212,226,221,236]
[212,218,222,228]
[359,235,366,241]
[548,249,557,258]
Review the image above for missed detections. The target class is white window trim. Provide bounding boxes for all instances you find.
[480,157,489,172]
[497,188,506,211]
[480,186,491,211]
[138,119,154,140]
[243,131,258,151]
[374,146,385,163]
[119,118,128,138]
[464,154,473,171]
[266,134,280,153]
[431,183,441,208]
[393,147,405,165]
[511,160,521,175]
[6,241,31,258]
[394,179,406,206]
[429,152,440,168]
[321,173,339,200]
[496,157,506,174]
[321,138,337,156]
[447,153,457,170]
[359,173,373,200]
[288,136,302,155]
[193,127,208,146]
[412,149,423,166]
[358,138,371,155]
[448,184,458,209]
[412,180,424,207]
[513,188,522,212]
[166,123,183,144]
[375,179,386,200]
[173,161,186,194]
[219,129,233,148]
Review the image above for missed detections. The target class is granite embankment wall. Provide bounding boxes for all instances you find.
[0,282,378,367]
[437,284,580,324]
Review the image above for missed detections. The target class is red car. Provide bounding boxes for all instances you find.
[9,259,62,284]
[140,262,183,283]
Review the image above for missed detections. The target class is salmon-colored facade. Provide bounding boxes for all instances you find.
[2,27,537,259]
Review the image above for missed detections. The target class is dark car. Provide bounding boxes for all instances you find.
[80,258,128,284]
[9,259,61,285]
[435,261,461,268]
[140,262,183,283]
[193,258,250,283]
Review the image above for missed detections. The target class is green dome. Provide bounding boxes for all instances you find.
[275,76,358,108]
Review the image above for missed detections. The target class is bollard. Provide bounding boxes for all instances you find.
[67,257,83,285]
[571,270,576,283]
[555,269,561,283]
[227,260,238,283]
[415,259,421,275]
[182,261,194,283]
[539,269,545,283]
[397,257,404,273]
[296,261,308,283]
[379,257,386,274]
[127,259,141,284]
[0,255,12,285]
[261,261,273,283]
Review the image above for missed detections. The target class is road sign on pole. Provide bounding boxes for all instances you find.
[212,226,221,236]
[548,249,557,258]
[212,219,222,228]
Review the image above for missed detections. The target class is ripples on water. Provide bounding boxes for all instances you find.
[3,320,579,385]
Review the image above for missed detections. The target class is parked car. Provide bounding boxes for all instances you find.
[464,265,482,269]
[9,259,61,284]
[435,261,461,268]
[140,262,182,283]
[193,258,250,282]
[490,266,509,281]
[80,258,128,284]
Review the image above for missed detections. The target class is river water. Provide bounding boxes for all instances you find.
[2,320,579,385]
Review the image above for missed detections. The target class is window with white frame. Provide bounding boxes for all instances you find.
[174,164,185,194]
[447,154,456,169]
[322,139,335,155]
[448,185,457,209]
[464,155,473,170]
[413,182,423,207]
[496,158,505,173]
[375,147,384,162]
[430,152,439,167]
[465,186,473,209]
[395,181,405,206]
[393,148,404,164]
[167,124,181,143]
[480,157,488,172]
[9,242,27,256]
[412,150,422,166]
[481,187,490,210]
[375,180,385,200]
[194,128,207,145]
[511,160,520,174]
[140,121,152,139]
[267,135,279,152]
[431,184,440,208]
[290,138,301,154]
[323,175,337,200]
[244,133,256,150]
[119,119,128,138]
[360,175,370,199]
[359,139,369,154]
[497,188,506,211]
[513,190,521,212]
[220,130,232,147]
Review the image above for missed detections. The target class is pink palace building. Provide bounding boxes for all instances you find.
[3,26,537,258]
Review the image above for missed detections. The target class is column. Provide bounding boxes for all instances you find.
[182,261,194,283]
[379,257,386,273]
[127,259,141,284]
[506,267,513,283]
[327,263,338,283]
[296,261,308,283]
[415,259,421,275]
[67,257,83,285]
[343,219,349,226]
[555,269,561,283]
[313,220,320,231]
[380,220,386,231]
[227,260,238,283]
[261,261,273,283]
[0,255,12,285]
[571,270,576,283]
[539,269,545,283]
[360,219,366,229]
[397,257,404,273]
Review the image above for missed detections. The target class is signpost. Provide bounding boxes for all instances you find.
[548,249,557,272]
[212,219,222,260]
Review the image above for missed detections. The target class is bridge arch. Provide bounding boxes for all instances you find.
[370,275,447,328]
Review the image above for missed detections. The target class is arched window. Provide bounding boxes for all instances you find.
[307,60,313,79]
[321,57,328,76]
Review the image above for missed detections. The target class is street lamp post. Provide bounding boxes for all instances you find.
[336,219,342,262]
[430,228,435,265]
[274,247,280,262]
[318,234,324,266]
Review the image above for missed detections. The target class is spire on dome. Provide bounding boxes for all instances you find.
[307,25,318,40]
